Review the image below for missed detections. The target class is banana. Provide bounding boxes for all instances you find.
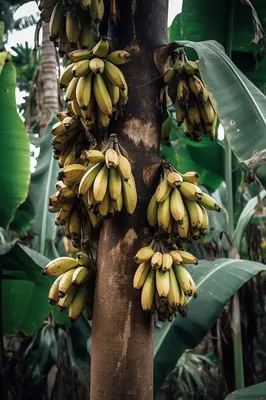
[79,20,97,49]
[72,60,91,78]
[55,203,74,225]
[113,192,123,212]
[173,59,185,73]
[177,207,190,240]
[58,286,77,310]
[151,252,163,269]
[106,50,131,65]
[156,269,170,298]
[93,163,109,204]
[156,179,171,203]
[92,37,109,57]
[63,116,80,130]
[134,246,154,264]
[93,74,113,115]
[91,0,105,22]
[70,99,82,117]
[69,283,88,320]
[51,121,65,136]
[72,266,91,286]
[58,269,76,296]
[169,250,183,265]
[58,164,86,182]
[105,79,120,105]
[157,196,171,230]
[82,73,93,108]
[97,109,111,129]
[42,257,79,276]
[65,77,79,102]
[197,193,221,212]
[177,79,189,109]
[90,57,105,74]
[117,154,131,181]
[133,262,150,289]
[167,268,181,311]
[69,49,93,63]
[188,75,208,105]
[66,11,80,45]
[184,60,199,75]
[82,149,105,164]
[105,149,119,168]
[175,101,186,126]
[76,252,90,266]
[174,265,196,296]
[199,99,215,126]
[88,208,102,228]
[199,204,209,235]
[49,0,64,41]
[59,63,75,88]
[78,163,103,196]
[162,253,173,272]
[122,174,137,215]
[205,112,217,140]
[187,103,202,130]
[176,250,198,265]
[183,198,204,231]
[109,168,122,201]
[147,193,158,228]
[98,190,111,217]
[76,76,86,108]
[56,111,69,122]
[48,275,62,305]
[163,67,175,84]
[141,269,155,312]
[68,209,81,240]
[58,29,69,57]
[81,213,93,242]
[167,171,183,188]
[179,181,203,201]
[182,171,200,185]
[170,188,185,223]
[103,60,126,89]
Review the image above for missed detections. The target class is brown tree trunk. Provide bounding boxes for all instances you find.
[90,1,168,399]
[39,22,60,135]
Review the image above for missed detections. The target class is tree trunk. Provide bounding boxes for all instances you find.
[38,22,60,135]
[90,1,168,399]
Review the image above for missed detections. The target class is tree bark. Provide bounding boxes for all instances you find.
[39,23,60,135]
[90,1,168,399]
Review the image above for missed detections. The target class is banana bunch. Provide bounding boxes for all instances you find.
[78,134,137,217]
[39,0,102,56]
[52,107,91,167]
[133,237,198,321]
[59,37,130,130]
[42,252,95,321]
[147,160,221,244]
[163,50,217,141]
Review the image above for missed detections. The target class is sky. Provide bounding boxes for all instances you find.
[6,0,183,49]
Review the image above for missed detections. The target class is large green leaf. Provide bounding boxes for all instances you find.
[0,62,30,228]
[225,382,266,399]
[0,242,53,335]
[153,258,266,395]
[171,40,266,189]
[29,114,59,256]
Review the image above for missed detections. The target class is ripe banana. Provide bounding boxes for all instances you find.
[72,266,91,286]
[109,168,122,201]
[58,268,76,296]
[167,268,181,311]
[177,79,189,109]
[72,60,90,78]
[151,252,163,269]
[170,188,185,223]
[147,193,158,227]
[179,181,203,201]
[83,149,105,164]
[58,286,77,310]
[76,252,90,267]
[141,269,155,312]
[103,60,126,89]
[122,174,137,215]
[197,193,221,212]
[90,57,105,74]
[42,257,79,276]
[69,283,88,320]
[188,75,208,105]
[155,179,171,203]
[176,250,198,265]
[69,49,93,63]
[167,171,183,188]
[59,63,75,88]
[92,37,109,57]
[117,154,131,181]
[106,50,131,65]
[93,74,113,115]
[162,253,173,272]
[49,0,64,41]
[174,265,196,296]
[134,246,154,264]
[156,269,170,298]
[93,163,109,204]
[182,171,200,185]
[133,262,150,289]
[183,198,204,231]
[48,275,62,305]
[65,76,79,102]
[157,196,171,230]
[78,163,103,196]
[66,11,80,45]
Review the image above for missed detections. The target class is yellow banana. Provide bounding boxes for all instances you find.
[76,252,90,266]
[83,149,105,164]
[97,109,111,129]
[141,269,155,312]
[59,63,75,88]
[156,269,170,298]
[49,0,64,41]
[175,100,186,126]
[92,37,109,57]
[134,246,154,264]
[109,167,122,201]
[179,181,203,201]
[157,196,171,230]
[72,60,91,78]
[162,253,173,272]
[78,163,103,196]
[173,59,185,74]
[169,250,183,265]
[79,21,97,49]
[69,283,88,320]
[103,60,126,89]
[168,268,181,311]
[105,78,120,105]
[76,76,86,108]
[93,163,109,204]
[197,193,221,212]
[163,67,175,84]
[156,179,171,203]
[69,49,93,63]
[70,100,82,117]
[199,99,215,125]
[82,72,93,109]
[105,149,119,169]
[183,60,199,75]
[58,286,77,310]
[106,50,131,65]
[147,193,158,228]
[170,188,185,223]
[188,74,208,104]
[72,266,91,286]
[66,11,80,45]
[63,116,80,130]
[176,250,198,265]
[65,76,79,102]
[93,74,113,115]
[90,57,105,74]
[151,252,163,269]
[177,207,190,240]
[167,171,183,188]
[122,174,137,215]
[117,154,131,181]
[68,209,81,240]
[42,257,79,276]
[58,268,76,296]
[98,190,111,217]
[113,192,123,212]
[133,262,150,289]
[48,275,62,305]
[173,264,197,296]
[182,171,200,185]
[199,204,209,235]
[177,79,189,109]
[58,164,86,182]
[183,198,204,231]
[90,0,105,22]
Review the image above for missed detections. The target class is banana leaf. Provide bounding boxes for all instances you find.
[0,241,53,335]
[153,258,266,396]
[0,62,30,228]
[225,381,266,399]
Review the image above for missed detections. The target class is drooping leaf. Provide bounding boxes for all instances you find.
[225,381,266,399]
[153,258,266,395]
[29,113,59,256]
[0,242,53,335]
[9,197,35,236]
[0,62,30,228]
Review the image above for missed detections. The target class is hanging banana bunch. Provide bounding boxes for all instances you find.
[133,235,199,321]
[42,252,95,321]
[147,160,220,244]
[163,49,218,141]
[59,37,130,131]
